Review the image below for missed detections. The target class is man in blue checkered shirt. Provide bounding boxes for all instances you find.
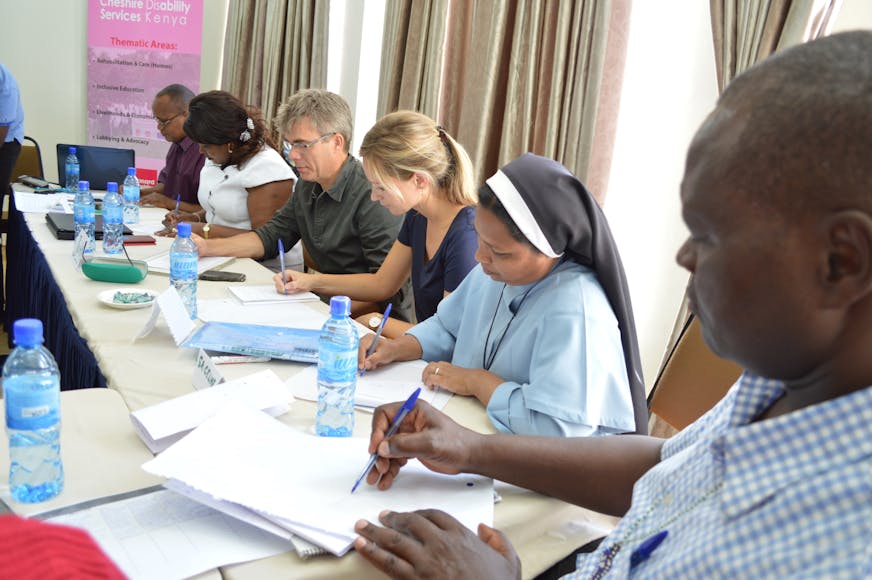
[351,31,872,579]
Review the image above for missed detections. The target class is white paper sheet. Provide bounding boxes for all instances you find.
[14,191,71,213]
[145,251,234,275]
[198,298,330,330]
[228,284,319,304]
[136,286,196,345]
[130,369,292,454]
[286,360,453,410]
[142,405,493,556]
[44,487,291,580]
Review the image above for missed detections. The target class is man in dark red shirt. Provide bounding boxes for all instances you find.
[141,84,205,212]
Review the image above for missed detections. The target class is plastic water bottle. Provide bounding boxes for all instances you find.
[64,147,79,192]
[102,181,123,255]
[2,318,64,503]
[316,296,359,437]
[72,180,95,264]
[170,222,198,319]
[122,167,140,224]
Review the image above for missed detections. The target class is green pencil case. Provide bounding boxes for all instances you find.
[82,257,149,284]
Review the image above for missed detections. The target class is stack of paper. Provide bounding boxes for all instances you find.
[286,359,453,410]
[131,370,292,453]
[142,405,493,556]
[42,487,291,580]
[228,284,319,304]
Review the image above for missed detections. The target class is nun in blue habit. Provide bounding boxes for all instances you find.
[360,153,647,436]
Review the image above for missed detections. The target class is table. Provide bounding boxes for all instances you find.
[3,190,618,578]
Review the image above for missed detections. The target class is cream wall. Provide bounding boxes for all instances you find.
[604,1,717,390]
[606,0,872,391]
[0,0,228,183]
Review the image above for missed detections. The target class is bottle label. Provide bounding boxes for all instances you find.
[170,252,198,279]
[123,186,140,203]
[318,349,357,379]
[4,376,60,430]
[74,203,95,224]
[103,204,123,224]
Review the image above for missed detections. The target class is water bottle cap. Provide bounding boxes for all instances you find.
[177,222,192,237]
[329,295,351,317]
[78,180,89,191]
[106,181,118,193]
[12,319,44,347]
[127,167,136,176]
[69,146,76,154]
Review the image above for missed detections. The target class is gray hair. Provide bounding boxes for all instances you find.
[273,89,353,153]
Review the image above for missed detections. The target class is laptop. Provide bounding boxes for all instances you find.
[56,144,135,191]
[45,212,133,241]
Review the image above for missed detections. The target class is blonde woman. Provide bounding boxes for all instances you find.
[274,111,478,338]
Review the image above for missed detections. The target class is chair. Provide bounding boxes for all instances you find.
[647,314,743,433]
[5,137,45,240]
[11,136,44,180]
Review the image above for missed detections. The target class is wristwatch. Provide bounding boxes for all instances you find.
[202,223,211,239]
[368,315,382,329]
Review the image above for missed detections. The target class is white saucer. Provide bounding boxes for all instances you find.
[98,288,158,310]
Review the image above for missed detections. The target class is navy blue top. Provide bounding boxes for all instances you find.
[397,206,478,322]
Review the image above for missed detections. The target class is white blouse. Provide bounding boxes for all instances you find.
[197,146,295,230]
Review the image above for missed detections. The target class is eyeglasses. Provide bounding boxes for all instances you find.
[155,112,184,129]
[282,132,336,157]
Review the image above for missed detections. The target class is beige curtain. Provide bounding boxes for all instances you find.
[711,0,843,92]
[652,0,842,425]
[378,0,449,119]
[378,0,629,200]
[222,0,329,128]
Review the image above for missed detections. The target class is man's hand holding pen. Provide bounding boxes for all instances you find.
[272,269,314,294]
[362,399,471,490]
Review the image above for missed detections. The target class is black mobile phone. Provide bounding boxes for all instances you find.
[199,270,246,282]
[18,175,51,188]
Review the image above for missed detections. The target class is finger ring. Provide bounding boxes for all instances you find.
[434,367,440,376]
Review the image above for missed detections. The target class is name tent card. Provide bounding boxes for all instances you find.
[136,286,196,346]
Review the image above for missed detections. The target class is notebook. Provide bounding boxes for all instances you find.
[56,144,135,190]
[45,212,133,241]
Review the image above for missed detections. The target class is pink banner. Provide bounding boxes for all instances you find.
[87,0,204,186]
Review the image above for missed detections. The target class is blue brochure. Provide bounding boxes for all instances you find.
[181,322,320,363]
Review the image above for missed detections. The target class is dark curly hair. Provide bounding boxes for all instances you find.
[183,90,275,169]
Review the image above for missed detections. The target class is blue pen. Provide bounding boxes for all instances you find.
[360,303,391,376]
[174,194,181,217]
[629,530,668,569]
[351,386,421,493]
[278,239,288,295]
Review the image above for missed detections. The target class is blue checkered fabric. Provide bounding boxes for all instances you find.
[569,373,872,578]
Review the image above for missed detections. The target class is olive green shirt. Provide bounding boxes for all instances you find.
[255,155,413,321]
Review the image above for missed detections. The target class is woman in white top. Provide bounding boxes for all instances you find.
[162,91,295,241]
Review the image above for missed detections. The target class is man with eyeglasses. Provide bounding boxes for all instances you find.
[140,83,205,212]
[194,89,412,321]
